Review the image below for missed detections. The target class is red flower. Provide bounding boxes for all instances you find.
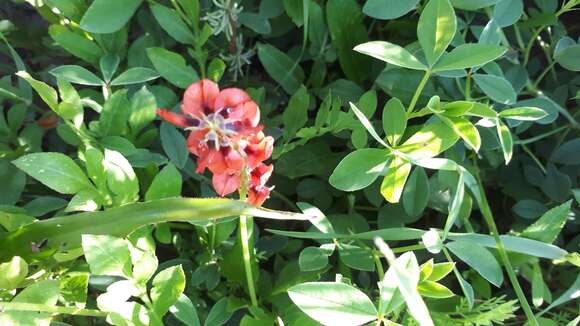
[248,163,274,206]
[158,79,274,205]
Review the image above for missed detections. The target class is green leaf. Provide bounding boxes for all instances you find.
[160,122,189,169]
[151,265,186,316]
[24,196,68,216]
[349,102,389,147]
[299,246,331,271]
[441,101,474,116]
[498,107,547,121]
[339,244,375,271]
[170,294,201,326]
[492,0,523,27]
[439,115,481,151]
[129,86,157,134]
[329,148,390,191]
[287,282,378,326]
[382,97,407,146]
[15,71,58,111]
[0,198,308,262]
[446,241,504,287]
[151,3,194,44]
[374,239,434,326]
[100,54,120,83]
[427,262,455,282]
[362,0,420,20]
[447,233,567,260]
[110,67,160,86]
[103,149,139,205]
[99,89,130,136]
[433,44,506,72]
[204,297,234,326]
[50,65,103,86]
[540,274,580,315]
[398,122,458,160]
[417,0,456,66]
[0,280,59,325]
[326,0,371,83]
[450,0,500,10]
[81,234,132,278]
[66,189,101,212]
[80,0,143,34]
[257,43,304,94]
[0,256,28,289]
[512,199,548,220]
[551,139,580,165]
[520,201,571,244]
[402,167,430,217]
[473,74,517,104]
[496,118,513,164]
[297,202,335,234]
[381,155,411,203]
[354,41,427,70]
[48,25,103,65]
[418,281,454,298]
[147,47,198,89]
[283,86,310,138]
[13,152,92,194]
[443,171,464,238]
[554,44,580,71]
[145,163,182,201]
[207,58,226,82]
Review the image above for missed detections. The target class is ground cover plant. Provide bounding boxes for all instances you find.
[0,0,579,325]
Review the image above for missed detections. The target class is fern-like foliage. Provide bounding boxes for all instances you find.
[431,296,519,325]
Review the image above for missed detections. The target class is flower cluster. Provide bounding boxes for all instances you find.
[157,79,274,206]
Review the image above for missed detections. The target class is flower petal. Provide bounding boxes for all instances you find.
[157,109,196,128]
[182,79,219,117]
[212,172,241,197]
[214,88,251,111]
[229,101,260,127]
[245,132,274,169]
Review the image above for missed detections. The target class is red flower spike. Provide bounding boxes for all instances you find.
[157,79,274,206]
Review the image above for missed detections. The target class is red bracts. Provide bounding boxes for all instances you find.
[157,79,274,206]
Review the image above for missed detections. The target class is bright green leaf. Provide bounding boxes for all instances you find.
[13,152,92,194]
[354,41,427,70]
[330,148,390,191]
[80,0,143,33]
[288,282,378,326]
[417,0,456,66]
[433,44,506,72]
[381,155,411,203]
[446,241,504,287]
[81,234,132,278]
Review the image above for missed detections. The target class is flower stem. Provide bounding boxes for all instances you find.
[239,214,258,306]
[237,150,258,306]
[407,70,431,114]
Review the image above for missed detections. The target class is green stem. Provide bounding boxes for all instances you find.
[238,152,258,307]
[391,243,426,254]
[373,251,385,281]
[473,168,539,326]
[239,214,258,306]
[523,27,544,66]
[0,302,108,317]
[515,126,567,145]
[407,70,431,114]
[533,60,557,88]
[521,144,547,174]
[465,71,472,101]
